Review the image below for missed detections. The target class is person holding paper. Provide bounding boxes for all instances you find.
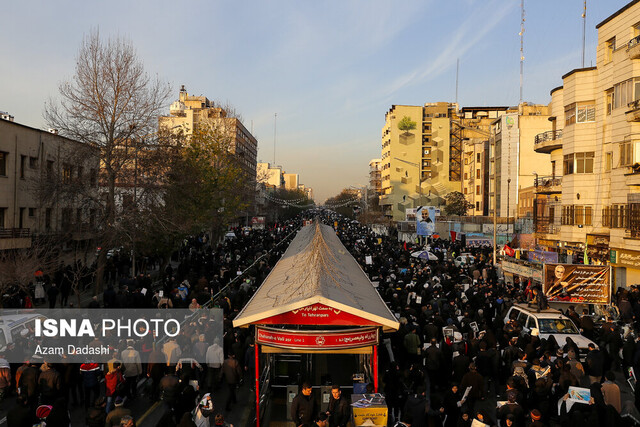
[459,363,484,414]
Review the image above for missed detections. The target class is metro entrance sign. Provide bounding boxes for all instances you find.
[259,303,376,326]
[256,326,379,350]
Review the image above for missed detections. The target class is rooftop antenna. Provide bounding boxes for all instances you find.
[273,113,277,165]
[455,58,459,105]
[582,0,587,68]
[519,0,525,105]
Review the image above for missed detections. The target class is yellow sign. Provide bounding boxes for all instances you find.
[612,248,640,268]
[352,407,388,427]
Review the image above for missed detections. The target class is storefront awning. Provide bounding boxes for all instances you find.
[233,221,400,332]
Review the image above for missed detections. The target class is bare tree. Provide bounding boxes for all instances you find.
[44,30,171,293]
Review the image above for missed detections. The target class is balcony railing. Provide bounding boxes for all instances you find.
[534,130,563,153]
[534,130,562,145]
[0,228,30,239]
[626,99,640,121]
[628,35,640,59]
[534,176,562,193]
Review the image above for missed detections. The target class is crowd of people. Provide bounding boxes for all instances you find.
[4,210,640,426]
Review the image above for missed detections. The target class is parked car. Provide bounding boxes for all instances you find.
[504,303,597,359]
[454,253,475,267]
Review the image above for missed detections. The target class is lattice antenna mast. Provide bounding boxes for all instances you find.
[582,0,587,68]
[519,0,525,104]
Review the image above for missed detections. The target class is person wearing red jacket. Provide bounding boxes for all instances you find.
[105,362,125,414]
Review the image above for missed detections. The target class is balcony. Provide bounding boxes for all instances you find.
[626,99,640,122]
[535,223,560,235]
[628,35,640,60]
[534,176,562,194]
[534,130,562,153]
[0,228,31,250]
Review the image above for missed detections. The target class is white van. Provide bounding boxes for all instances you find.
[504,303,596,359]
[0,313,46,350]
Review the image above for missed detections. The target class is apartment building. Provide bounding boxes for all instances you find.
[379,103,461,221]
[459,107,509,216]
[159,86,258,187]
[369,158,382,195]
[283,173,299,191]
[0,117,100,250]
[490,104,553,219]
[533,0,640,286]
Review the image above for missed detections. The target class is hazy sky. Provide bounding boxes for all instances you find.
[0,0,630,202]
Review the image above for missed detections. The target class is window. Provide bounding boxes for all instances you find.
[564,154,574,175]
[565,103,576,125]
[61,208,72,229]
[576,103,596,122]
[464,187,468,194]
[62,164,72,184]
[607,90,614,115]
[29,157,37,169]
[0,152,7,176]
[606,152,613,171]
[476,202,480,211]
[477,153,481,163]
[0,208,5,228]
[476,185,481,195]
[476,169,481,179]
[20,155,26,179]
[585,206,593,226]
[28,208,35,217]
[45,208,52,230]
[575,152,594,173]
[575,206,584,225]
[603,206,611,227]
[606,37,615,62]
[562,205,575,225]
[614,79,633,109]
[46,160,54,181]
[464,173,468,180]
[621,142,634,166]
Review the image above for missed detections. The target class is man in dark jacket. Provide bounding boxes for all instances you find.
[17,361,39,406]
[586,343,604,384]
[291,382,318,426]
[425,338,444,391]
[326,385,349,427]
[403,386,428,427]
[6,394,34,427]
[86,396,107,427]
[459,363,484,414]
[222,353,242,411]
[38,362,62,405]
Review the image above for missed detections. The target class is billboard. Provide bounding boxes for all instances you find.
[416,206,436,236]
[543,264,611,304]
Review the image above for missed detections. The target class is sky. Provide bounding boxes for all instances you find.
[0,0,631,203]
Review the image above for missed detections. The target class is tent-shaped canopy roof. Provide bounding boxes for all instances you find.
[233,221,399,332]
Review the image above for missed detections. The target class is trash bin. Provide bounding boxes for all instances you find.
[320,385,332,412]
[286,385,298,421]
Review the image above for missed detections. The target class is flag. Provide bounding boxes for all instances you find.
[403,242,407,251]
[450,231,457,241]
[584,242,589,265]
[503,245,515,257]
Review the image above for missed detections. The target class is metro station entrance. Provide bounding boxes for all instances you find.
[233,221,399,426]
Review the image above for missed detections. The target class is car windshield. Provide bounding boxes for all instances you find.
[538,318,579,334]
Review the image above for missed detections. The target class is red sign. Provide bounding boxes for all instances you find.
[259,303,379,326]
[256,326,378,350]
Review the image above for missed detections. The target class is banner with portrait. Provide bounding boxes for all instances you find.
[543,264,611,304]
[416,206,436,236]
